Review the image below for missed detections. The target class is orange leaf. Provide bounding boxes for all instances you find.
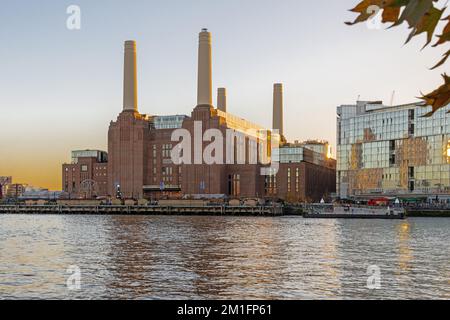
[382,6,401,22]
[431,49,450,69]
[405,7,444,47]
[420,74,450,117]
[434,15,450,46]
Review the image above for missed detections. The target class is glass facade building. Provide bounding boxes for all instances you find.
[153,115,187,130]
[275,146,331,167]
[337,101,450,199]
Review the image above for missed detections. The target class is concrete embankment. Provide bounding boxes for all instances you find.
[0,205,284,216]
[406,210,450,218]
[1,205,448,217]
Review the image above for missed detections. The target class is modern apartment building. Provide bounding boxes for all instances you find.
[337,101,450,200]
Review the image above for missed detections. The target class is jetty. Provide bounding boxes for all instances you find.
[0,204,284,216]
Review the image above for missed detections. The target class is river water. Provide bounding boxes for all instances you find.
[0,215,448,300]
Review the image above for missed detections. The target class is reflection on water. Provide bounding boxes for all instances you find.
[397,221,413,272]
[0,215,449,300]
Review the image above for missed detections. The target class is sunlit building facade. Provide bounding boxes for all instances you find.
[273,145,336,202]
[337,101,450,200]
[301,140,332,159]
[108,103,336,202]
[0,176,12,199]
[4,184,26,199]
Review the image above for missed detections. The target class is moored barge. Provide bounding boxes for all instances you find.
[303,204,406,220]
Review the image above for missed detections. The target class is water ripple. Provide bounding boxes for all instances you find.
[0,215,449,299]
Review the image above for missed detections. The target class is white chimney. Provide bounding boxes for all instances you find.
[273,83,284,136]
[197,29,213,106]
[123,40,138,112]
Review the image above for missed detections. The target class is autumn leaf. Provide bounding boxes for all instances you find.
[432,49,450,69]
[420,74,450,117]
[392,0,434,29]
[345,0,391,25]
[347,0,449,115]
[382,6,401,23]
[434,15,450,46]
[405,6,444,47]
[346,0,417,26]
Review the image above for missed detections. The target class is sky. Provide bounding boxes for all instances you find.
[0,0,448,190]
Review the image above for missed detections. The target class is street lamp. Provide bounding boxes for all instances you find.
[115,184,122,200]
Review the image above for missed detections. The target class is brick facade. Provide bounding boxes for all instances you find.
[105,105,336,202]
[62,155,108,199]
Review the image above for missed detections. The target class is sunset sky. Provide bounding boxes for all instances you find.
[0,0,448,190]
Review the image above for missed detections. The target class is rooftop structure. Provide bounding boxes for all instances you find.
[71,150,108,164]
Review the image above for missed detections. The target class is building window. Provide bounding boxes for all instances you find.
[296,168,299,193]
[162,144,172,158]
[81,165,88,172]
[162,167,173,176]
[233,174,240,196]
[409,181,415,192]
[229,174,241,197]
[272,170,277,195]
[264,169,277,196]
[287,168,291,193]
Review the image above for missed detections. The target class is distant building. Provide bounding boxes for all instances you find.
[274,145,336,202]
[20,187,62,200]
[62,150,108,198]
[4,184,26,199]
[337,101,450,200]
[0,176,12,199]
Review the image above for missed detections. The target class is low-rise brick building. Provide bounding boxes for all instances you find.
[62,150,108,199]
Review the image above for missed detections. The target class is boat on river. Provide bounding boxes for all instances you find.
[303,204,406,220]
